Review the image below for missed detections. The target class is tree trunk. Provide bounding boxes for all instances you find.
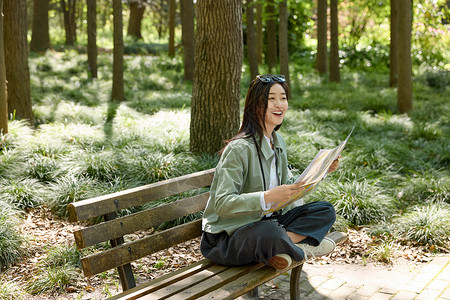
[61,0,77,46]
[112,0,124,102]
[181,0,195,81]
[128,0,145,40]
[87,0,97,79]
[247,0,258,80]
[279,0,289,85]
[190,0,243,155]
[30,0,51,52]
[329,0,340,82]
[4,0,33,123]
[255,2,263,65]
[397,0,412,113]
[168,0,176,57]
[315,0,327,74]
[266,0,277,73]
[0,0,8,134]
[389,0,398,87]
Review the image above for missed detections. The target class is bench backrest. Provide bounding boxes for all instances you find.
[68,168,215,289]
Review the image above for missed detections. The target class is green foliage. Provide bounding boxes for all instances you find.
[0,275,24,300]
[0,202,23,270]
[41,245,81,269]
[398,171,449,205]
[308,179,397,226]
[46,174,103,218]
[0,178,44,210]
[393,204,450,246]
[26,265,78,295]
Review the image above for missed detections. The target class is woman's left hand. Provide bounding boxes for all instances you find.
[327,156,341,173]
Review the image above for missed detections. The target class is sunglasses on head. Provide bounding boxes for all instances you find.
[256,74,286,83]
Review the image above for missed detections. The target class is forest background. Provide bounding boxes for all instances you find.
[0,0,449,299]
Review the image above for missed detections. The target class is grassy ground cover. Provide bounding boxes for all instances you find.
[0,50,449,298]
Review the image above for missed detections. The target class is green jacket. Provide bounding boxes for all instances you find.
[202,132,294,235]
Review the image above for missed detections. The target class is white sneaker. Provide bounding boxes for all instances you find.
[267,253,292,269]
[296,237,336,260]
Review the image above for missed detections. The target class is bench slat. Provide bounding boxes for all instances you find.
[164,263,265,300]
[149,265,228,299]
[108,259,216,300]
[197,261,305,300]
[74,193,209,249]
[68,169,215,222]
[81,220,202,277]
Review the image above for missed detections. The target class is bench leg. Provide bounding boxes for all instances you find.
[289,263,304,300]
[247,287,259,297]
[105,212,136,291]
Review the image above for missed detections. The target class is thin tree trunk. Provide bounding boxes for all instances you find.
[190,0,243,154]
[329,0,340,82]
[169,0,176,57]
[279,0,289,85]
[128,0,145,39]
[315,0,327,74]
[61,0,77,46]
[255,2,263,65]
[247,0,258,80]
[4,0,33,123]
[397,0,412,113]
[0,0,8,134]
[181,0,195,81]
[112,0,124,102]
[266,0,277,73]
[389,0,398,87]
[87,0,97,79]
[30,0,51,52]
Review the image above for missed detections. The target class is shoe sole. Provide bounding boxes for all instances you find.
[267,256,290,269]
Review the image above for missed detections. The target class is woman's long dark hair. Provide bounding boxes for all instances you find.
[219,76,290,155]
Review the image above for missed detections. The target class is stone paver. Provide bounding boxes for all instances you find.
[241,253,450,299]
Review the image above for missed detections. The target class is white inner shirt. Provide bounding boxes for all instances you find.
[259,135,278,214]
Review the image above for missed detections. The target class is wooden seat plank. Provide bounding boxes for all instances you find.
[108,259,216,300]
[68,169,215,222]
[164,263,265,300]
[81,220,202,277]
[197,261,305,300]
[148,265,229,299]
[74,193,209,249]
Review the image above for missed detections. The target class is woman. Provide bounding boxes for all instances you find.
[201,74,338,269]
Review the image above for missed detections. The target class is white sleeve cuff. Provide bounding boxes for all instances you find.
[259,192,271,211]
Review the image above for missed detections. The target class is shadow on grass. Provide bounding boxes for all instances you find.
[104,100,120,140]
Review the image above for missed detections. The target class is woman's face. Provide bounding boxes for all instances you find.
[264,83,288,135]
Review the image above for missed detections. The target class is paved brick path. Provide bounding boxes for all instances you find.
[239,253,450,299]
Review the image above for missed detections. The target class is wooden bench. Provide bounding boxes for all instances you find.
[68,168,347,299]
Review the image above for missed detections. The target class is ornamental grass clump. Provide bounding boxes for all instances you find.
[0,276,24,300]
[45,174,103,218]
[393,203,450,247]
[0,178,44,211]
[0,201,23,270]
[26,265,78,295]
[398,171,449,205]
[308,179,397,226]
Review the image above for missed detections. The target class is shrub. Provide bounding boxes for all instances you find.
[41,245,81,269]
[45,174,102,218]
[393,204,450,247]
[399,171,450,205]
[308,179,397,226]
[0,276,24,300]
[26,265,78,295]
[0,178,43,210]
[0,202,22,270]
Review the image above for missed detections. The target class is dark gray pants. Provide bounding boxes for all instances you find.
[200,201,336,266]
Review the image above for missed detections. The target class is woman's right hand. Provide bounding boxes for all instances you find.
[263,181,305,206]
